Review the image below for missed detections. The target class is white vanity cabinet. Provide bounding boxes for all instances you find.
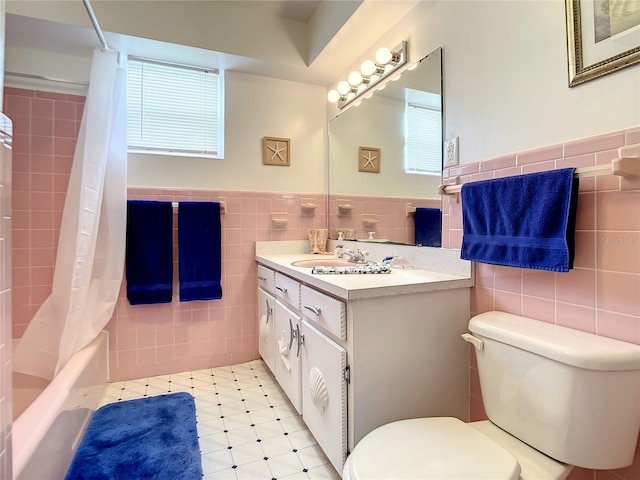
[257,265,304,414]
[256,248,472,477]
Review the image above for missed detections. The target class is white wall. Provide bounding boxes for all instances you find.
[5,44,327,193]
[329,0,640,165]
[129,71,327,192]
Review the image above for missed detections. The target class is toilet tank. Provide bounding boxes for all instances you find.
[468,311,640,470]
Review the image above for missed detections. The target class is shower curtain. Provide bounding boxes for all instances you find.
[13,49,127,380]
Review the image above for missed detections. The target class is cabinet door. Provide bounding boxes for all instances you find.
[274,300,302,414]
[258,288,276,374]
[301,320,348,474]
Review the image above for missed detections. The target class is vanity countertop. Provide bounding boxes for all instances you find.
[255,251,474,301]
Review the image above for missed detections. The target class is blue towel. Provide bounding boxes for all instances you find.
[415,208,442,247]
[178,202,222,302]
[126,200,174,305]
[461,168,579,272]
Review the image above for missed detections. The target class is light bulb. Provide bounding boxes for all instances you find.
[327,89,341,103]
[348,71,363,86]
[391,74,401,81]
[375,47,392,65]
[361,60,376,76]
[337,80,351,95]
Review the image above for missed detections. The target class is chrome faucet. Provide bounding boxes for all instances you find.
[338,249,369,264]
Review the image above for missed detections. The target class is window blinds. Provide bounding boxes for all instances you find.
[405,102,442,174]
[127,57,220,156]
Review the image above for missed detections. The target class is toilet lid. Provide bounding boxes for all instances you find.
[345,417,521,480]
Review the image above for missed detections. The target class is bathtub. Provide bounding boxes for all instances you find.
[12,331,109,480]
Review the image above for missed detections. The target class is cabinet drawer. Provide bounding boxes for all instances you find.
[274,272,301,310]
[257,264,275,292]
[301,285,346,341]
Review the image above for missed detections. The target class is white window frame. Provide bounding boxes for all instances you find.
[404,98,442,176]
[127,56,224,159]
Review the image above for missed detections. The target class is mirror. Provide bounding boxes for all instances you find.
[328,47,443,245]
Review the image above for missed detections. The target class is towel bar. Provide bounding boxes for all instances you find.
[171,200,226,213]
[439,156,640,196]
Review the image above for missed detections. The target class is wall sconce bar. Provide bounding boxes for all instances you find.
[328,41,408,110]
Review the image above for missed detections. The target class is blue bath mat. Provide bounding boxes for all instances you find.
[65,392,202,480]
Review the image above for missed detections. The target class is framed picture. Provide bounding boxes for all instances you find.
[263,136,290,166]
[566,0,640,86]
[358,146,381,173]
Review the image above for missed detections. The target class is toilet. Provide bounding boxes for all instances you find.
[343,311,640,480]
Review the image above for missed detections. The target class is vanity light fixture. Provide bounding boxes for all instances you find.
[328,41,408,109]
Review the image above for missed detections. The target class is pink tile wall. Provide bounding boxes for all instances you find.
[328,194,440,243]
[5,86,324,382]
[443,126,640,480]
[5,87,83,338]
[109,188,326,380]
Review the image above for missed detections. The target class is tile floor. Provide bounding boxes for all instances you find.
[100,359,341,480]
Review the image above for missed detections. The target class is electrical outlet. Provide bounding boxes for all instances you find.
[444,137,459,167]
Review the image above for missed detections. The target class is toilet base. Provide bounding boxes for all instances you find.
[469,421,573,480]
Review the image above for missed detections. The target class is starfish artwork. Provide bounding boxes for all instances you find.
[263,137,290,166]
[268,142,286,162]
[358,146,381,173]
[362,151,377,169]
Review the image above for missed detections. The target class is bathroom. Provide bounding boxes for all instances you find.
[1,0,639,479]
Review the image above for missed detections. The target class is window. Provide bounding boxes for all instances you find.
[127,57,222,157]
[405,101,442,175]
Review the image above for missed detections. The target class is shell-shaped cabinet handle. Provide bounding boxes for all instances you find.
[309,367,329,411]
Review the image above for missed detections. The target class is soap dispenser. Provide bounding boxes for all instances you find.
[334,232,345,256]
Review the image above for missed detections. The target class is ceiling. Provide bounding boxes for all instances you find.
[4,0,419,87]
[276,0,322,22]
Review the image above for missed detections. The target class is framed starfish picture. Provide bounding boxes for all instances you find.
[263,136,290,166]
[358,146,381,173]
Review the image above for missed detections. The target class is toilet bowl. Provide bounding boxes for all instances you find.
[343,418,572,480]
[343,312,640,480]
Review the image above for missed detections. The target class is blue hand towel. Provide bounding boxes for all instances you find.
[461,168,579,272]
[126,200,174,305]
[415,208,442,247]
[178,202,222,302]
